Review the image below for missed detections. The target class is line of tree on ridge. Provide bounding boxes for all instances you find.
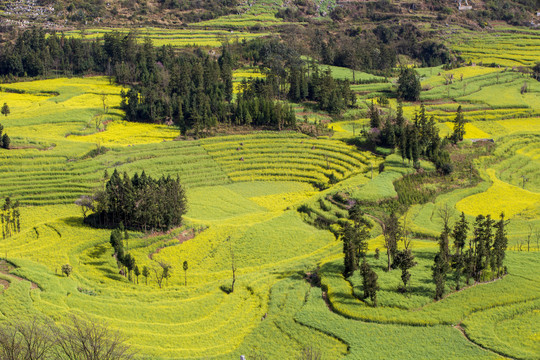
[339,205,509,306]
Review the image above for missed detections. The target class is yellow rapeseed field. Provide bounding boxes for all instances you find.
[497,118,540,134]
[442,122,492,139]
[70,121,179,146]
[456,169,540,218]
[249,191,316,212]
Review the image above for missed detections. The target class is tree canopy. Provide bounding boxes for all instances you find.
[86,170,187,232]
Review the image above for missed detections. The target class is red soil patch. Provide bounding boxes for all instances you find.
[0,260,39,290]
[148,229,198,260]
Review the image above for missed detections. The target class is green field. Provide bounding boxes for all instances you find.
[62,28,270,48]
[446,26,540,67]
[0,41,538,360]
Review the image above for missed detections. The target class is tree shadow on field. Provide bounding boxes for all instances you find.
[273,270,305,281]
[87,245,108,259]
[413,251,436,262]
[61,216,85,228]
[407,284,434,297]
[320,261,343,275]
[103,271,124,281]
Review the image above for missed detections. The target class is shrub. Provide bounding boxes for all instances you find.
[61,264,73,277]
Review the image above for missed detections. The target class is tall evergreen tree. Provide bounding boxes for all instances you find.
[492,213,508,277]
[383,213,401,271]
[1,103,10,117]
[397,67,421,101]
[451,212,469,290]
[432,224,451,300]
[369,100,380,128]
[361,258,379,307]
[1,133,10,149]
[393,249,417,292]
[341,215,372,277]
[451,105,466,143]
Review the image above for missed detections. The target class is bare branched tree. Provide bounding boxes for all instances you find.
[526,224,533,252]
[153,261,171,289]
[402,211,411,250]
[298,346,322,360]
[0,316,134,360]
[535,227,540,252]
[0,319,53,359]
[75,195,94,219]
[228,236,237,293]
[437,203,456,230]
[15,318,55,360]
[52,316,134,360]
[0,322,25,360]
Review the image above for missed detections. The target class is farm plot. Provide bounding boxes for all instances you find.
[446,28,540,67]
[0,59,538,360]
[318,250,540,327]
[62,28,270,48]
[202,133,377,187]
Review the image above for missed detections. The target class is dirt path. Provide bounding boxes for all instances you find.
[0,260,39,290]
[148,229,197,260]
[454,323,514,360]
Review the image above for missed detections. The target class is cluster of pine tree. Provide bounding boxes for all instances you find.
[119,44,233,131]
[0,123,11,149]
[87,170,187,232]
[116,43,300,133]
[432,212,508,300]
[288,65,355,115]
[371,101,452,174]
[1,197,20,240]
[0,30,296,134]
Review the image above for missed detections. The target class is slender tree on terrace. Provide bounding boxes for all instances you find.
[154,262,171,289]
[341,214,372,277]
[1,197,21,240]
[369,100,380,128]
[400,125,408,162]
[451,212,469,290]
[383,212,401,271]
[452,212,469,256]
[134,265,140,284]
[397,67,421,101]
[393,249,417,292]
[142,266,149,285]
[229,236,236,293]
[360,258,379,307]
[492,213,508,277]
[477,215,494,281]
[1,103,9,117]
[396,100,405,129]
[1,133,10,149]
[432,224,451,300]
[183,260,188,286]
[451,105,466,143]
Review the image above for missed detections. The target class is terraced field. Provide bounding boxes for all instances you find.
[202,133,377,186]
[63,28,271,48]
[446,27,540,67]
[0,55,538,360]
